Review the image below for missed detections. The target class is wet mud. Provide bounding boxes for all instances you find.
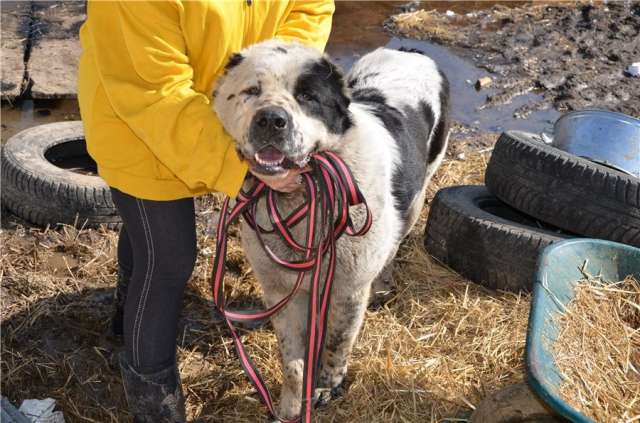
[328,1,564,138]
[387,1,640,119]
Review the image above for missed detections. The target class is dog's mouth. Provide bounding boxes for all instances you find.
[249,145,310,176]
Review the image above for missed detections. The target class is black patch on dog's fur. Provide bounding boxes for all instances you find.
[427,71,450,164]
[353,87,430,221]
[352,88,387,109]
[347,71,380,89]
[274,46,288,54]
[225,53,244,71]
[352,88,404,145]
[397,47,425,55]
[293,58,352,134]
[227,94,235,100]
[418,102,436,158]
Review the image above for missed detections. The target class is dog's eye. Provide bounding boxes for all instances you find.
[296,92,315,102]
[242,86,261,96]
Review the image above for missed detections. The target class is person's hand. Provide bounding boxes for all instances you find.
[251,166,311,193]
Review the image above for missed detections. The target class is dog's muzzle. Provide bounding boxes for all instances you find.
[247,106,301,175]
[249,106,292,148]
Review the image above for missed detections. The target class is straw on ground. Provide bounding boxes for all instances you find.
[554,276,640,423]
[1,138,533,422]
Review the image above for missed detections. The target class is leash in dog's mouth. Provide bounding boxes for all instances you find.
[211,151,372,422]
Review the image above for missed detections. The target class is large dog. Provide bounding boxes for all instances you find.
[213,40,449,419]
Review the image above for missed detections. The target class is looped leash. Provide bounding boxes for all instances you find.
[211,151,372,422]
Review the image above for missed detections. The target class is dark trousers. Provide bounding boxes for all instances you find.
[110,188,197,374]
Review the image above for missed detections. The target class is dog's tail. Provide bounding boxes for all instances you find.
[427,69,450,165]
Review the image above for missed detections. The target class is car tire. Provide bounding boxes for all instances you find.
[424,185,570,292]
[1,121,121,228]
[485,131,640,247]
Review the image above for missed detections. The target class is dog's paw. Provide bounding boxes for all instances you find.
[368,286,397,310]
[313,388,332,409]
[368,267,397,310]
[313,379,347,409]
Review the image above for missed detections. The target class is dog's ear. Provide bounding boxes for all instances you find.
[319,56,352,133]
[318,56,351,107]
[224,53,244,72]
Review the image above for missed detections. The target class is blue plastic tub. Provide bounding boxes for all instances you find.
[525,239,640,423]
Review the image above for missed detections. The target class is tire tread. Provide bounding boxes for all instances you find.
[1,122,120,228]
[485,132,639,247]
[424,185,569,291]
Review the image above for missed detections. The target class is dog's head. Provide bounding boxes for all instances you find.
[213,40,352,176]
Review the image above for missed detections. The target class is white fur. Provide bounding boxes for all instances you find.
[348,48,444,122]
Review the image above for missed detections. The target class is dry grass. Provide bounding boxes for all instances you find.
[553,276,640,423]
[386,9,463,43]
[387,3,560,44]
[2,139,534,422]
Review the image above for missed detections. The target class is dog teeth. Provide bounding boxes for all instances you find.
[254,154,284,167]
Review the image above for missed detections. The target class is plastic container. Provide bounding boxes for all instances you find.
[525,238,640,422]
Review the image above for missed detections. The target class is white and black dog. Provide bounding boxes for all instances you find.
[213,40,449,419]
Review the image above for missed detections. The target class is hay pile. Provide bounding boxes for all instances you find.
[2,142,532,422]
[385,5,549,45]
[384,9,465,43]
[553,276,640,422]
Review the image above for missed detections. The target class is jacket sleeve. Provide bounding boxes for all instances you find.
[276,0,335,50]
[85,1,248,198]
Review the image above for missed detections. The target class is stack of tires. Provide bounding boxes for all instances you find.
[424,131,640,291]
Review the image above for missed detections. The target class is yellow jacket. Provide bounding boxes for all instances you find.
[78,0,334,200]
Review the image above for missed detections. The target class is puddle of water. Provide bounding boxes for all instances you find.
[327,1,560,135]
[1,98,80,143]
[387,38,560,133]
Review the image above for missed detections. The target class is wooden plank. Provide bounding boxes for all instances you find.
[28,1,85,99]
[1,1,31,100]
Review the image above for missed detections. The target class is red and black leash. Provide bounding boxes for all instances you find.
[210,151,372,422]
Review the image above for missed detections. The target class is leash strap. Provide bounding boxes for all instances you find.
[211,152,372,422]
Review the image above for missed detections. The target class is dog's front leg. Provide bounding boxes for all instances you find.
[315,284,370,406]
[265,288,309,420]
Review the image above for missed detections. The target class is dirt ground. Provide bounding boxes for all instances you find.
[387,1,640,119]
[0,129,537,422]
[27,1,85,99]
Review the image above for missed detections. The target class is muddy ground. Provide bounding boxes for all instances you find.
[387,1,640,119]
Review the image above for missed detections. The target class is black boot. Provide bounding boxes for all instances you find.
[110,270,130,340]
[119,354,186,423]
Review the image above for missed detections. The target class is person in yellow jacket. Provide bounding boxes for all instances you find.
[77,1,334,420]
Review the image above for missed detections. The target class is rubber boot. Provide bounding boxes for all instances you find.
[119,354,186,423]
[110,270,129,340]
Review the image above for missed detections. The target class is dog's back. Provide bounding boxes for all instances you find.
[347,48,450,233]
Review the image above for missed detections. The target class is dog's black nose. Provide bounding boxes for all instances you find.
[253,107,289,132]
